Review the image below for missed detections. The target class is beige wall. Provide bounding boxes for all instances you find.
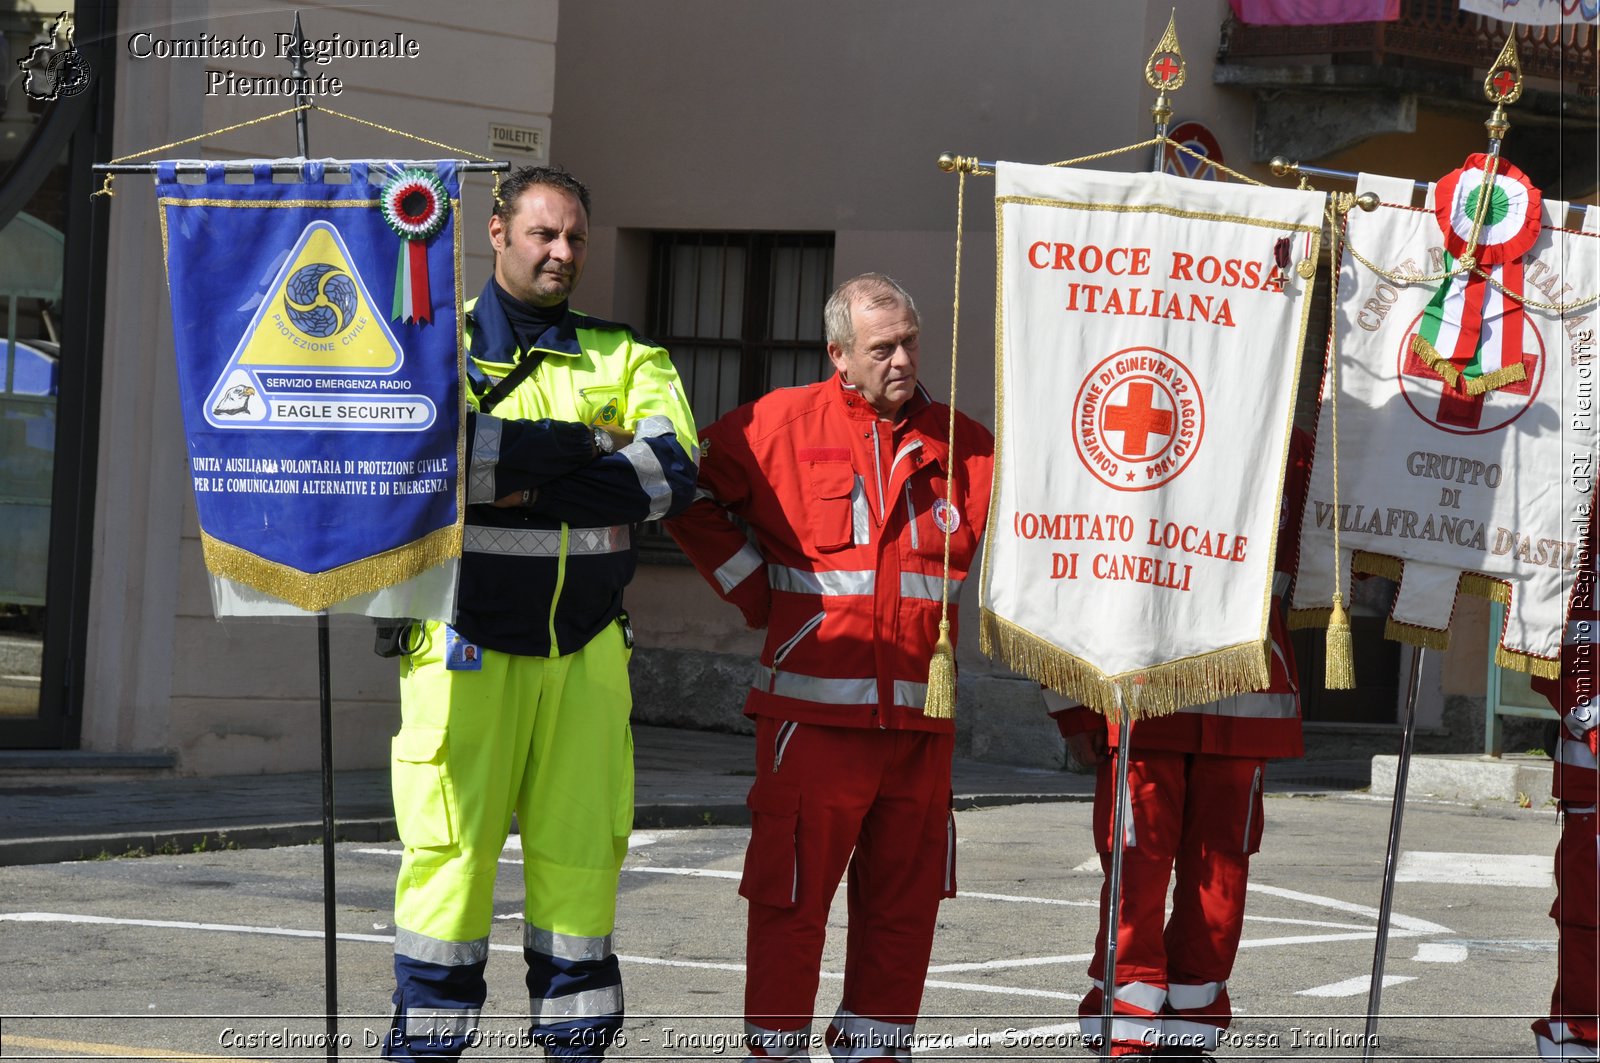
[90,0,557,772]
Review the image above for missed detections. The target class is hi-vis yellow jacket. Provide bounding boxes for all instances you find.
[457,279,698,656]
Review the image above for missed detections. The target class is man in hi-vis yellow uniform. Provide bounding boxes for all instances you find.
[384,166,697,1061]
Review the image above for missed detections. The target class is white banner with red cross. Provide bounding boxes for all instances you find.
[980,161,1324,718]
[1292,169,1599,677]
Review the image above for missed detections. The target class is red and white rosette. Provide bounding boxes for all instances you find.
[1434,153,1542,266]
[1412,154,1544,395]
[381,169,450,324]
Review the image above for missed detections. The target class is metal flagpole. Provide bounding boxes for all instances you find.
[1098,20,1185,1058]
[1352,45,1524,1059]
[1362,644,1424,1058]
[285,12,342,1060]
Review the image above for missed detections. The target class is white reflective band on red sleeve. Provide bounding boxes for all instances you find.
[768,565,876,596]
[714,542,765,593]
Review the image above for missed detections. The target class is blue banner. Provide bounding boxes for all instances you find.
[158,161,463,613]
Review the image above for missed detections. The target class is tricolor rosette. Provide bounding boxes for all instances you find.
[380,168,450,324]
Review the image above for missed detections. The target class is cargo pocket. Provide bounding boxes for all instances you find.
[739,782,801,908]
[806,460,854,552]
[391,726,457,856]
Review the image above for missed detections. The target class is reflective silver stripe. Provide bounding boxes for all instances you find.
[468,414,502,505]
[745,1022,812,1058]
[523,923,612,962]
[1568,619,1598,644]
[768,564,876,596]
[1166,979,1224,1010]
[1078,1015,1160,1045]
[851,476,871,545]
[463,524,630,556]
[1176,691,1297,720]
[944,810,956,893]
[757,671,925,708]
[620,439,673,520]
[1536,1026,1599,1061]
[893,680,928,708]
[888,439,924,483]
[1091,977,1167,1013]
[634,414,674,440]
[1272,570,1292,598]
[901,572,963,602]
[761,668,877,704]
[1558,736,1598,771]
[1162,1018,1224,1049]
[829,1010,914,1058]
[393,927,489,967]
[714,543,765,593]
[1568,805,1598,815]
[905,486,919,550]
[404,1007,480,1039]
[531,983,623,1021]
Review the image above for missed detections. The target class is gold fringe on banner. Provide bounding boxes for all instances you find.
[1383,616,1452,651]
[1463,360,1528,395]
[1496,643,1561,679]
[201,522,463,612]
[1459,572,1512,604]
[979,611,1269,719]
[1409,335,1463,389]
[1351,550,1403,581]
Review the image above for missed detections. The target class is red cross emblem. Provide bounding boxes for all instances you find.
[1152,54,1181,84]
[1397,314,1543,436]
[1073,347,1205,492]
[1491,69,1518,97]
[1104,382,1175,457]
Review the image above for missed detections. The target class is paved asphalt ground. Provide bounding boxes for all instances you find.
[0,726,1567,1062]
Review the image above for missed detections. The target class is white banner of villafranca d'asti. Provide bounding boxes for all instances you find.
[1293,168,1599,677]
[980,161,1324,717]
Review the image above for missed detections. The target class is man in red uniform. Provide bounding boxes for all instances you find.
[1046,429,1312,1060]
[667,273,994,1062]
[1531,518,1597,1062]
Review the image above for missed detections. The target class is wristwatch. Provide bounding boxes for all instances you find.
[592,426,616,456]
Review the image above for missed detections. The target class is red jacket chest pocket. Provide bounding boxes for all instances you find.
[803,457,855,552]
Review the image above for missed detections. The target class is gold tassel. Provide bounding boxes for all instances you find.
[923,619,956,719]
[1325,592,1356,689]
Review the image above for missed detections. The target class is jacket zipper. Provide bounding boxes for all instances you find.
[768,611,826,693]
[869,423,885,522]
[1242,766,1263,851]
[773,720,800,774]
[905,486,919,550]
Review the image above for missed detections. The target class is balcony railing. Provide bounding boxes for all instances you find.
[1219,0,1596,97]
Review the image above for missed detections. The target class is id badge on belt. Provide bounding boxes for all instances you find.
[444,626,483,671]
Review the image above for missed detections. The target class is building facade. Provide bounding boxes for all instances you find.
[2,0,1593,772]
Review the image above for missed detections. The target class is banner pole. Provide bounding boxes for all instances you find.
[1099,686,1136,1061]
[1362,644,1425,1058]
[287,12,340,1060]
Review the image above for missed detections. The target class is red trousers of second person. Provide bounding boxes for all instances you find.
[740,718,956,1061]
[1078,749,1266,1057]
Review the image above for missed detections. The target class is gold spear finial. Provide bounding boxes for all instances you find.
[1145,10,1186,136]
[1483,36,1523,143]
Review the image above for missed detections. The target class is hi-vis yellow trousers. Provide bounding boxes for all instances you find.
[384,618,634,1060]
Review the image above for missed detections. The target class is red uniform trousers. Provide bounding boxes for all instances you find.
[1078,749,1266,1057]
[1536,805,1599,1060]
[740,717,956,1061]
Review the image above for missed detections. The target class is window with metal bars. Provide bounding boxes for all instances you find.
[637,231,835,561]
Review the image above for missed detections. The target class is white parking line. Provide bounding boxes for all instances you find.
[1396,851,1553,888]
[1413,942,1470,963]
[1297,973,1415,997]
